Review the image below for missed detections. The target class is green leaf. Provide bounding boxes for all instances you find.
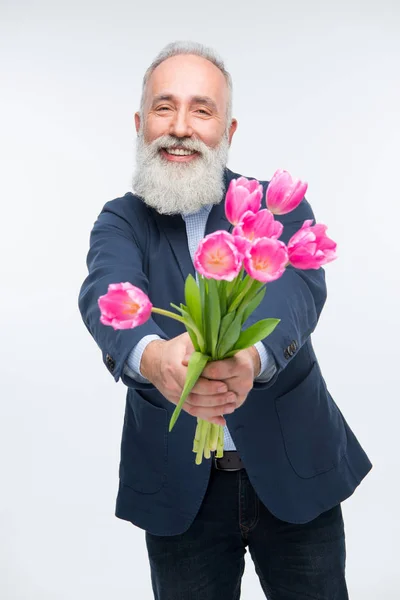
[185,324,201,352]
[224,278,236,299]
[218,280,227,316]
[171,302,205,351]
[226,269,245,303]
[184,275,202,332]
[217,311,236,344]
[216,311,243,357]
[228,276,253,313]
[182,311,205,352]
[169,302,185,314]
[229,318,280,353]
[241,286,266,325]
[169,352,210,431]
[198,275,208,349]
[206,278,221,357]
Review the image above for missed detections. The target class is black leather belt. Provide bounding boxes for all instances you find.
[213,450,244,471]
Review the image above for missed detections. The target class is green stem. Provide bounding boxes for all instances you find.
[193,419,201,453]
[204,424,212,459]
[209,423,219,452]
[196,420,209,465]
[228,276,254,313]
[226,267,245,303]
[151,307,185,323]
[236,281,266,316]
[216,425,224,458]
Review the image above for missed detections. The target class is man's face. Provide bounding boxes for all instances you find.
[132,54,237,215]
[136,53,236,155]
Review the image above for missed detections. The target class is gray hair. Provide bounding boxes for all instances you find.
[139,41,233,124]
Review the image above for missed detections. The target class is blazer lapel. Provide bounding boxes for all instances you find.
[205,168,237,236]
[151,210,195,282]
[151,168,240,282]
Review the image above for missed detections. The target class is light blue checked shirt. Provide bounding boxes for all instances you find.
[124,205,277,450]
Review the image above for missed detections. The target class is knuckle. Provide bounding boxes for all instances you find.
[215,383,227,394]
[185,404,195,416]
[187,393,197,405]
[207,366,219,379]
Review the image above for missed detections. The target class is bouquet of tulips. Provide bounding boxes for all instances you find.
[98,170,337,464]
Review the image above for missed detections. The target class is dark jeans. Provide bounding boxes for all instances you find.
[146,467,348,599]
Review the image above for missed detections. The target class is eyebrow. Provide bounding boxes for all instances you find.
[151,94,218,112]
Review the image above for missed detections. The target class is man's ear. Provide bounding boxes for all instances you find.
[134,112,141,134]
[228,118,238,145]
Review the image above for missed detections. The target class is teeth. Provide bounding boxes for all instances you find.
[165,148,196,156]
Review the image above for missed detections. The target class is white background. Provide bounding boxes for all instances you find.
[1,0,399,598]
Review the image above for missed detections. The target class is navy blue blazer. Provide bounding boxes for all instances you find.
[78,168,372,536]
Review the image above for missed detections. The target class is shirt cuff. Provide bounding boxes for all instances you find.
[123,334,162,383]
[253,341,277,383]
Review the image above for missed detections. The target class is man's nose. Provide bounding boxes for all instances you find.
[169,108,193,138]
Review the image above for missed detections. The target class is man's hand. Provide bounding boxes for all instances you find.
[140,333,237,426]
[197,347,260,411]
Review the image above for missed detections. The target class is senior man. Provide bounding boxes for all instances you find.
[78,41,372,600]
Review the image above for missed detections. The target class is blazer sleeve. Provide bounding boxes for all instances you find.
[247,197,328,389]
[78,198,168,389]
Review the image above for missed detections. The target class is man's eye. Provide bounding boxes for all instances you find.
[196,109,210,115]
[157,106,171,111]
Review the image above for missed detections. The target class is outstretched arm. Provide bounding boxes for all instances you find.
[78,199,168,388]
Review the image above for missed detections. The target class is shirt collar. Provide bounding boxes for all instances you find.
[182,204,214,221]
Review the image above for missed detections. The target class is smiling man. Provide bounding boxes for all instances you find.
[133,52,236,217]
[78,41,372,600]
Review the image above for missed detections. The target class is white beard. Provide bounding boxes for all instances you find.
[132,132,230,215]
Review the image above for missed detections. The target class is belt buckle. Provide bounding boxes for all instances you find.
[213,452,242,472]
[213,454,222,470]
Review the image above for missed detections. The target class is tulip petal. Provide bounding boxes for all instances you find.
[194,231,243,281]
[98,282,153,329]
[266,170,308,215]
[225,177,263,225]
[288,221,337,270]
[244,238,288,282]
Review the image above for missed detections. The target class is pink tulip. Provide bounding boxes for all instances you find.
[244,238,288,282]
[233,209,283,254]
[194,230,243,281]
[98,282,152,330]
[288,220,337,270]
[225,177,263,225]
[266,169,308,215]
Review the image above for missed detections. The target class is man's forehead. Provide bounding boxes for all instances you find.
[145,54,228,105]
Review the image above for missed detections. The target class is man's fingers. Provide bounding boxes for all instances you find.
[184,402,236,420]
[202,358,236,380]
[191,376,228,396]
[186,391,237,408]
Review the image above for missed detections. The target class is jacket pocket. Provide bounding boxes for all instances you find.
[275,362,347,479]
[119,392,168,494]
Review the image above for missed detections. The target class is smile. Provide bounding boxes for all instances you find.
[164,148,198,156]
[160,147,200,162]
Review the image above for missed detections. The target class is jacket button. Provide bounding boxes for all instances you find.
[284,348,291,360]
[290,341,297,353]
[106,353,115,372]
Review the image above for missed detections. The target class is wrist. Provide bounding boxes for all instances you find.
[247,345,261,379]
[140,339,165,382]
